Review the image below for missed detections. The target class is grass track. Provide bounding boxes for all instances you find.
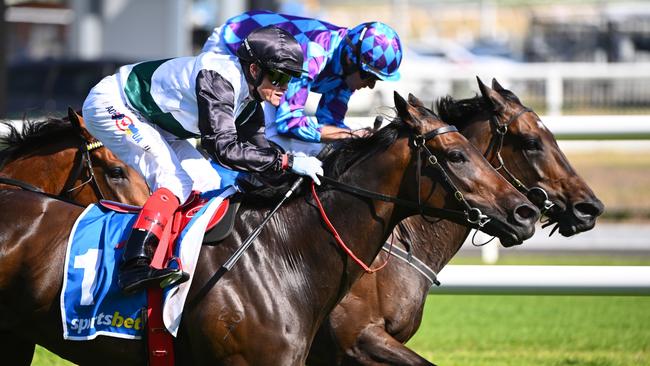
[407,295,650,366]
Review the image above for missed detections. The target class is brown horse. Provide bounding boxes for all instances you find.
[307,78,604,366]
[0,92,539,365]
[0,108,149,206]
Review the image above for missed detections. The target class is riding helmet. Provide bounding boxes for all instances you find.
[343,22,403,81]
[236,25,305,77]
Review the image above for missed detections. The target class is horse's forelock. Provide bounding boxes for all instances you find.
[436,94,491,129]
[498,88,522,105]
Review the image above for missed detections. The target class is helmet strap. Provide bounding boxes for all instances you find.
[340,45,357,76]
[241,60,264,102]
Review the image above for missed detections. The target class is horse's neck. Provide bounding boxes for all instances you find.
[248,155,409,311]
[397,216,472,273]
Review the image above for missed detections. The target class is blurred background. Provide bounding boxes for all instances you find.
[1,1,649,365]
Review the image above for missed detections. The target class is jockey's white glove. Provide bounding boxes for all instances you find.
[290,153,323,185]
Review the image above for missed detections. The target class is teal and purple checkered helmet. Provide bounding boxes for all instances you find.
[344,22,402,81]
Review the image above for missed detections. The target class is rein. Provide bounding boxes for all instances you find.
[487,107,555,214]
[312,125,490,273]
[60,140,106,200]
[311,182,392,273]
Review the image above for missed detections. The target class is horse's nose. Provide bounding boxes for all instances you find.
[513,203,540,227]
[573,199,605,222]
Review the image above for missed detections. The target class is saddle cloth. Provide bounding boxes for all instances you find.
[60,186,236,340]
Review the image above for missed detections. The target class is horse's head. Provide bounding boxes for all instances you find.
[470,78,604,236]
[393,92,540,246]
[68,108,150,206]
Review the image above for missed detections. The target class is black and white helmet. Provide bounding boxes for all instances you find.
[236,25,304,77]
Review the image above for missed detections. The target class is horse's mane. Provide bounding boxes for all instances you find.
[0,118,76,167]
[436,88,522,129]
[0,118,75,151]
[241,114,408,206]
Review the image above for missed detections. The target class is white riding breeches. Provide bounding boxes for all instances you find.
[82,75,221,203]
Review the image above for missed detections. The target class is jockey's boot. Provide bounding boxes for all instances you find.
[118,187,188,295]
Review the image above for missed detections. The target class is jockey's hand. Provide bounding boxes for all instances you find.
[351,128,372,138]
[291,153,323,185]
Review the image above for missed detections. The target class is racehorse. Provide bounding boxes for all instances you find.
[0,92,540,365]
[0,108,149,206]
[307,78,605,366]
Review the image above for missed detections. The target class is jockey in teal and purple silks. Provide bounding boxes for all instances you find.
[202,10,403,144]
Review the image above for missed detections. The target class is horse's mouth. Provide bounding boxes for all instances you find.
[481,218,527,247]
[542,203,600,237]
[543,214,597,237]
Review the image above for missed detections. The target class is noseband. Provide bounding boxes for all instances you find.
[318,125,491,228]
[61,139,106,200]
[487,107,555,214]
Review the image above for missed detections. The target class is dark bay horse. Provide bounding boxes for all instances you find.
[0,92,539,365]
[307,78,604,366]
[0,108,149,206]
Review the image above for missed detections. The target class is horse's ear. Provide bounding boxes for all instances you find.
[477,76,506,113]
[67,107,95,142]
[407,93,425,108]
[492,78,506,92]
[394,91,423,131]
[394,91,409,119]
[68,107,82,133]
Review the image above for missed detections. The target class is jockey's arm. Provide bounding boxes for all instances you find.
[196,70,285,174]
[276,80,363,142]
[320,125,368,141]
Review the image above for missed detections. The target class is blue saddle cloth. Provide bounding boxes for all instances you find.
[60,187,234,340]
[61,204,143,340]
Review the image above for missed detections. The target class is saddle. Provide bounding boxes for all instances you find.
[99,193,241,243]
[98,192,240,366]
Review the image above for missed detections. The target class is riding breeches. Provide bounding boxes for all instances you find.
[82,75,221,203]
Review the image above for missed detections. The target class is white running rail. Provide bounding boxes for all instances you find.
[430,265,650,295]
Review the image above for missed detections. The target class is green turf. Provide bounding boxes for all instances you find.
[407,295,650,366]
[33,346,74,366]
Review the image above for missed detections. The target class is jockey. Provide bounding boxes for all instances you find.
[202,10,403,154]
[82,26,323,294]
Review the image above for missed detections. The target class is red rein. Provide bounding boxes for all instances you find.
[310,182,392,273]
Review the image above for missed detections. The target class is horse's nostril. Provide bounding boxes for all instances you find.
[514,204,539,223]
[574,200,605,219]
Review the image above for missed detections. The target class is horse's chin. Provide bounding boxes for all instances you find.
[480,219,526,247]
[499,234,525,247]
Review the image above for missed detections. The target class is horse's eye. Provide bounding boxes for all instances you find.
[447,150,466,163]
[107,167,125,179]
[522,138,542,151]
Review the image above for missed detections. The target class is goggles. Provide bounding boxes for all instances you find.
[266,69,293,86]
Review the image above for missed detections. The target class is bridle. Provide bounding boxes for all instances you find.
[60,138,106,200]
[486,107,555,214]
[318,124,491,228]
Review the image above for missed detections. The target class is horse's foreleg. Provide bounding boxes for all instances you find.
[0,331,35,366]
[343,325,435,366]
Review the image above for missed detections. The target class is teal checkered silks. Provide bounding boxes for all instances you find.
[344,22,403,81]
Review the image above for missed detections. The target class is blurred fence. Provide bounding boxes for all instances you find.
[430,265,650,295]
[376,62,650,116]
[346,114,650,140]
